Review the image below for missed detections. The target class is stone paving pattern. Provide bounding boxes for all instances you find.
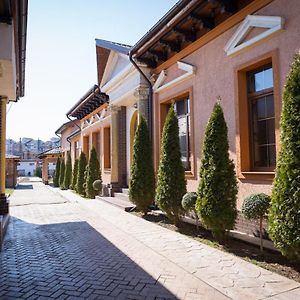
[1,180,300,299]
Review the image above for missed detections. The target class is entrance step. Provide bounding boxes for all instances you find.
[121,188,129,195]
[96,195,134,212]
[114,192,129,202]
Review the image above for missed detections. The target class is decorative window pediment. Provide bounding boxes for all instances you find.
[153,61,196,92]
[224,15,284,56]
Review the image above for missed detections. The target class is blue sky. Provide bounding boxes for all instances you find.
[7,0,177,141]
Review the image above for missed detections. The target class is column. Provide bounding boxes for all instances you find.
[134,85,149,124]
[109,105,120,185]
[0,97,8,215]
[42,158,49,185]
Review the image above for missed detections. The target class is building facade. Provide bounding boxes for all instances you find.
[66,40,151,195]
[0,0,28,218]
[54,0,299,236]
[130,0,300,233]
[17,159,40,177]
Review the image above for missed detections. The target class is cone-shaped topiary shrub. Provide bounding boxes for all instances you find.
[156,104,186,225]
[63,153,72,190]
[85,147,101,199]
[59,159,65,189]
[129,116,155,215]
[268,52,300,261]
[71,159,79,190]
[53,157,61,187]
[34,166,42,178]
[242,193,270,253]
[196,101,237,241]
[76,152,87,196]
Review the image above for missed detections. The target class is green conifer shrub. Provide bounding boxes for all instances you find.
[59,159,65,189]
[156,104,186,225]
[242,193,270,253]
[76,152,87,196]
[196,102,237,241]
[85,147,101,199]
[129,117,155,215]
[63,153,72,190]
[268,52,300,260]
[71,159,79,190]
[53,157,61,187]
[34,166,42,178]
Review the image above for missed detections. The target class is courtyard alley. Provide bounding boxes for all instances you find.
[0,179,300,300]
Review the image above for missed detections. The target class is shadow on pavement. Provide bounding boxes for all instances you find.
[0,217,178,299]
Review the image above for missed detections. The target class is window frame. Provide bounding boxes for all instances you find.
[159,88,195,178]
[235,50,281,181]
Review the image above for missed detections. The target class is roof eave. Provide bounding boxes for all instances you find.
[130,0,195,56]
[14,0,28,100]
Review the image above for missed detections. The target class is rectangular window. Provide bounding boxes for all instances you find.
[92,132,100,158]
[103,127,111,169]
[247,65,276,170]
[168,97,191,171]
[75,141,79,160]
[83,136,89,159]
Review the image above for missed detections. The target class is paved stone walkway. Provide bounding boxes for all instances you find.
[1,181,299,299]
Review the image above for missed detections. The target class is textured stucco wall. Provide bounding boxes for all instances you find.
[154,0,300,209]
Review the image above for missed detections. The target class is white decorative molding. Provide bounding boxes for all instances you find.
[153,70,167,90]
[101,51,119,87]
[153,61,196,93]
[81,109,109,131]
[224,15,284,56]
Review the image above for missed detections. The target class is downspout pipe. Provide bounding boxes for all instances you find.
[129,51,153,141]
[66,115,81,161]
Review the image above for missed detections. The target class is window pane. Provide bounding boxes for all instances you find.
[178,117,187,157]
[254,70,264,91]
[256,146,268,167]
[256,120,267,145]
[168,98,191,171]
[175,100,185,116]
[267,119,275,144]
[250,66,273,92]
[268,145,276,167]
[266,95,274,118]
[263,67,273,90]
[256,98,266,119]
